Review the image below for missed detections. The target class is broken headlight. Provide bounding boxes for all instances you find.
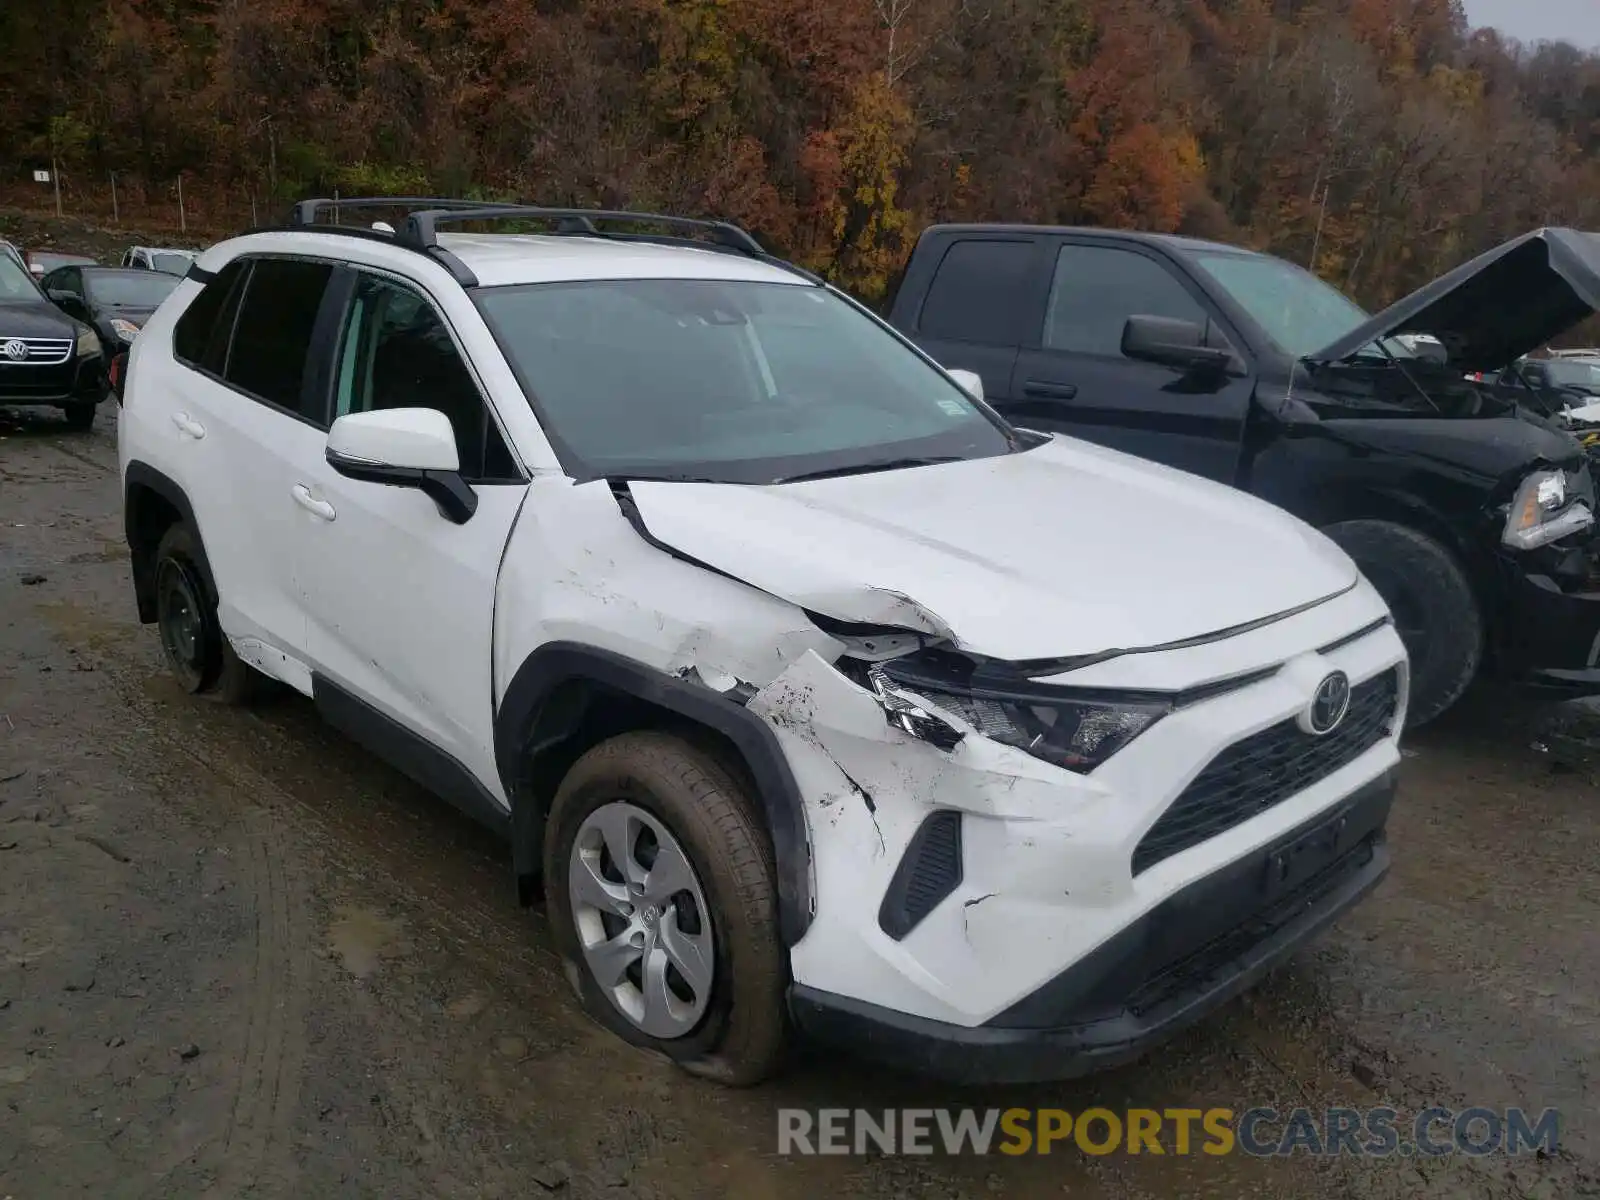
[862,653,1170,772]
[1502,468,1595,551]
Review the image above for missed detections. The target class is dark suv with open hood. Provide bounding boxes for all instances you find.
[887,225,1600,725]
[0,243,106,429]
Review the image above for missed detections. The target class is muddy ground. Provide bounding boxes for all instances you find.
[1,312,1599,1195]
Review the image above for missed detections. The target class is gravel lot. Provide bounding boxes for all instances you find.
[1,405,1597,1199]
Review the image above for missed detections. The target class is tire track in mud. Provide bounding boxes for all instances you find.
[67,642,314,1196]
[210,805,304,1198]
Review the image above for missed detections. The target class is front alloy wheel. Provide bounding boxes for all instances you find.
[569,801,715,1038]
[545,732,787,1085]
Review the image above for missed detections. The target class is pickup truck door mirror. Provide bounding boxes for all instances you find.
[945,367,984,403]
[324,408,478,525]
[1121,314,1238,374]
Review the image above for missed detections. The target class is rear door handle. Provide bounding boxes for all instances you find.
[171,412,205,439]
[291,483,336,522]
[1022,380,1078,400]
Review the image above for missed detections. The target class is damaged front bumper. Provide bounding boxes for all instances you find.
[1494,541,1600,693]
[749,594,1406,1079]
[789,770,1393,1085]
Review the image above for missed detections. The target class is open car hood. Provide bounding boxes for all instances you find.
[1310,227,1600,373]
[624,438,1359,664]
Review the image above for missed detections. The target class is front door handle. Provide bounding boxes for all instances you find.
[291,483,336,522]
[1022,380,1079,400]
[171,412,206,439]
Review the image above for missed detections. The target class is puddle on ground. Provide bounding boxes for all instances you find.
[327,904,407,979]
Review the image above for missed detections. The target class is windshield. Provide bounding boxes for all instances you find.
[1191,251,1412,361]
[474,278,1015,483]
[150,251,193,275]
[0,253,40,300]
[1544,359,1600,392]
[86,271,181,307]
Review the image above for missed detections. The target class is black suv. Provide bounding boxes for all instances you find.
[887,225,1600,725]
[0,244,106,429]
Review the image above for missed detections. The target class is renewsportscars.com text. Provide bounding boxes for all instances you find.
[777,1106,1560,1158]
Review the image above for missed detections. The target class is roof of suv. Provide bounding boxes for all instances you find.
[438,233,807,288]
[217,228,810,290]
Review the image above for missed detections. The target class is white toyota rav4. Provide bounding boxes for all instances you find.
[116,200,1407,1085]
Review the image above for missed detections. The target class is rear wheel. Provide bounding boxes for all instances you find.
[153,524,262,704]
[1322,519,1481,727]
[545,731,787,1086]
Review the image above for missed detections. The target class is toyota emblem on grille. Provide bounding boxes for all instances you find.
[1305,671,1351,736]
[1,339,28,362]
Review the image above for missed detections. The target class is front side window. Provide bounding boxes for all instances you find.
[85,270,181,308]
[1043,245,1208,357]
[223,258,334,420]
[334,274,518,481]
[473,279,1016,483]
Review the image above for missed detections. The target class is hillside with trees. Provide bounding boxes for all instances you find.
[4,0,1599,305]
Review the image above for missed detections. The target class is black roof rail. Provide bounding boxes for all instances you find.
[289,196,513,227]
[268,197,820,288]
[399,205,767,257]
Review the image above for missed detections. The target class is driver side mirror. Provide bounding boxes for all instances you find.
[1121,315,1238,375]
[324,408,477,525]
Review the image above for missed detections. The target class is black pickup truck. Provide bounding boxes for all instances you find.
[886,224,1600,725]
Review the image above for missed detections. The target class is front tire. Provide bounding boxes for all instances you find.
[1322,519,1482,727]
[62,400,97,431]
[545,732,787,1086]
[153,524,262,704]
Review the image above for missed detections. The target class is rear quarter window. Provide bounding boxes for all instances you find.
[173,259,249,370]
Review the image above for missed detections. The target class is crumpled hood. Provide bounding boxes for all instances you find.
[1311,227,1600,372]
[626,437,1359,662]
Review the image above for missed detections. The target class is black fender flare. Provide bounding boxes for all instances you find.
[494,641,814,947]
[124,461,215,622]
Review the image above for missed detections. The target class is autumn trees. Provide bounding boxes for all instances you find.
[3,0,1599,307]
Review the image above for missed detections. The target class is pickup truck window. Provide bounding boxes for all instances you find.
[918,239,1035,344]
[1043,245,1206,356]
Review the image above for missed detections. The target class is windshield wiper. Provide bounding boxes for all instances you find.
[773,455,965,484]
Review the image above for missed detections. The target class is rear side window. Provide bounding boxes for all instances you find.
[917,239,1036,345]
[173,259,249,369]
[1045,245,1206,357]
[223,258,335,420]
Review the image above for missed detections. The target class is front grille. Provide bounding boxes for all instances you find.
[1131,668,1399,876]
[0,336,73,366]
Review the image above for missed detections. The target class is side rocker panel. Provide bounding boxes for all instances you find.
[495,641,814,947]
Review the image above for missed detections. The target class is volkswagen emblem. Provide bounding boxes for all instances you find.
[1303,671,1352,736]
[2,339,27,362]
